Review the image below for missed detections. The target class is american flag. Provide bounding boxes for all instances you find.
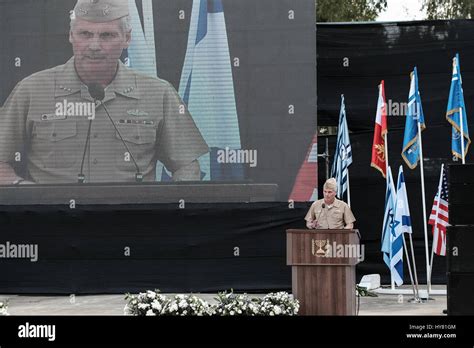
[428,165,449,256]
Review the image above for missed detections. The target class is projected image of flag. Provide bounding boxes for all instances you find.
[289,132,318,202]
[127,0,157,77]
[178,0,243,181]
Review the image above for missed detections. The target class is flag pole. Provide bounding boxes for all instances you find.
[385,146,394,290]
[428,164,444,285]
[417,120,432,297]
[347,170,351,207]
[408,233,421,298]
[456,55,466,165]
[402,235,420,300]
[382,85,395,291]
[460,107,466,164]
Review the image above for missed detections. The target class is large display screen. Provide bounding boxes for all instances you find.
[0,0,317,203]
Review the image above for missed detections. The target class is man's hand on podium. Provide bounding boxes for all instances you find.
[306,220,318,229]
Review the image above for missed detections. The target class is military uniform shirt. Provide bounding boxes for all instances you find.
[0,58,209,183]
[305,198,356,229]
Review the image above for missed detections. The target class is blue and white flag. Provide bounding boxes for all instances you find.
[402,68,426,169]
[390,166,413,286]
[126,0,166,180]
[127,0,157,77]
[178,0,243,181]
[381,167,396,269]
[446,53,471,161]
[331,95,353,199]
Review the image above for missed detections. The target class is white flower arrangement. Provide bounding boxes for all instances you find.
[0,300,9,316]
[124,290,168,316]
[257,292,300,316]
[163,294,214,316]
[124,290,299,316]
[213,290,260,316]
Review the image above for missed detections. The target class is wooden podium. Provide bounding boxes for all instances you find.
[287,229,361,315]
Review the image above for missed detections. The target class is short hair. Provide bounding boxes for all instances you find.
[323,178,337,192]
[69,13,132,34]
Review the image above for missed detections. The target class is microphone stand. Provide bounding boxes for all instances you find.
[78,119,93,184]
[98,100,143,182]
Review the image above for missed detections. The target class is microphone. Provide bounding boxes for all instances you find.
[87,84,143,182]
[325,203,332,230]
[88,83,105,101]
[313,203,325,229]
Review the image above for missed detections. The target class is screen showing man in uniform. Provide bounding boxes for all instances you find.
[0,0,208,185]
[0,0,317,202]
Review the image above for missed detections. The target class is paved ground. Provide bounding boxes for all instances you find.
[0,286,447,316]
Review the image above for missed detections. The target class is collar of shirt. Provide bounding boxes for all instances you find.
[324,199,343,210]
[54,57,141,102]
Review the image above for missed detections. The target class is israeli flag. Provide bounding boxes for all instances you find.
[179,0,243,180]
[381,167,396,269]
[391,166,412,286]
[331,95,353,199]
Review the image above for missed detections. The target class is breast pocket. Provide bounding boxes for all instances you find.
[115,124,157,171]
[30,120,79,169]
[332,209,344,225]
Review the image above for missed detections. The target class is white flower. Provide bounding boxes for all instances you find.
[123,305,130,315]
[146,310,155,316]
[274,306,282,315]
[138,303,149,310]
[151,301,162,311]
[147,291,156,299]
[178,300,188,308]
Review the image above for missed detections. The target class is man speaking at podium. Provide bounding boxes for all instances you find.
[305,178,356,230]
[0,0,208,185]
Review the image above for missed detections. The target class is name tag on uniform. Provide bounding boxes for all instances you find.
[41,114,67,121]
[119,119,155,126]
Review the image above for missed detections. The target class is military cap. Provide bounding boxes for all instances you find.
[72,0,129,23]
[323,178,337,192]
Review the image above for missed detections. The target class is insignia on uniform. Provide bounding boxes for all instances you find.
[42,114,67,121]
[103,5,110,16]
[127,109,149,117]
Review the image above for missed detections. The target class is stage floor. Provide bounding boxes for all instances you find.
[0,286,447,316]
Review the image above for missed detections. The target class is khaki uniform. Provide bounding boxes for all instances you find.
[305,198,356,229]
[0,58,209,183]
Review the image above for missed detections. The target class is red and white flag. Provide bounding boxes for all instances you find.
[371,81,388,178]
[289,132,318,202]
[428,165,449,256]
